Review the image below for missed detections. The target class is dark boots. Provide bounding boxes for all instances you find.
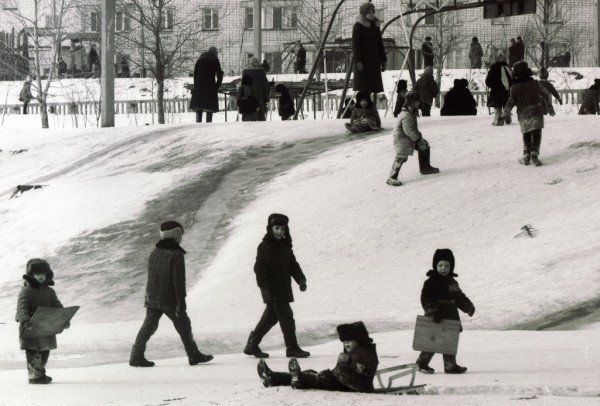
[444,355,467,374]
[285,335,310,358]
[418,147,440,175]
[29,375,52,384]
[387,158,404,186]
[244,331,269,358]
[129,345,155,367]
[288,358,302,389]
[416,352,435,374]
[521,130,542,166]
[257,359,292,387]
[519,149,531,165]
[188,351,214,365]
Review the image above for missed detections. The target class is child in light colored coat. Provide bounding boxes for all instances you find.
[345,92,381,133]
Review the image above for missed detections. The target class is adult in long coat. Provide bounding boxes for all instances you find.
[578,79,600,115]
[415,66,439,116]
[485,53,512,125]
[505,61,550,166]
[352,2,387,94]
[189,46,223,123]
[244,214,310,359]
[515,36,525,62]
[296,43,307,74]
[422,37,434,68]
[441,79,477,116]
[468,37,483,69]
[19,76,33,114]
[508,38,518,67]
[242,57,271,121]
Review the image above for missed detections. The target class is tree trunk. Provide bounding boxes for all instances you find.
[40,96,49,128]
[157,77,165,124]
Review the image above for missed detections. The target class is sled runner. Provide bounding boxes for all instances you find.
[373,363,426,395]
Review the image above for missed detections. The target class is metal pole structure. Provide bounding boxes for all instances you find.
[254,0,262,61]
[408,11,435,87]
[336,54,355,118]
[323,50,329,119]
[101,0,115,127]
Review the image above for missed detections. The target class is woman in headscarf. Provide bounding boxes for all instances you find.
[352,3,387,96]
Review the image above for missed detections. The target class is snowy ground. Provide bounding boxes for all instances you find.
[0,114,599,403]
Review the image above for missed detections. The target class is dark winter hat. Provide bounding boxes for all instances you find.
[453,79,460,87]
[241,73,253,86]
[337,321,372,344]
[460,78,469,87]
[425,36,432,41]
[594,79,600,86]
[359,2,375,17]
[275,83,288,93]
[472,37,478,42]
[356,91,371,103]
[159,220,184,240]
[207,46,218,56]
[403,91,421,106]
[539,67,549,79]
[432,249,455,272]
[267,213,289,229]
[397,79,408,91]
[512,61,532,79]
[25,258,55,285]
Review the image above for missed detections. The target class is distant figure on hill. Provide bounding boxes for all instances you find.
[352,2,387,95]
[296,43,307,74]
[242,57,271,121]
[441,79,477,116]
[345,92,381,133]
[515,36,525,63]
[485,52,512,126]
[19,75,33,115]
[415,66,439,117]
[275,84,295,121]
[468,37,483,69]
[393,79,408,117]
[578,79,600,115]
[261,59,271,72]
[189,46,224,123]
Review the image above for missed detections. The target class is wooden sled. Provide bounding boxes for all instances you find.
[372,363,426,395]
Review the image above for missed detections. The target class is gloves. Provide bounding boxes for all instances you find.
[432,312,443,323]
[260,287,273,303]
[64,322,71,330]
[558,98,563,105]
[468,306,476,317]
[381,62,387,72]
[23,321,33,330]
[337,353,350,363]
[299,281,307,292]
[356,62,364,72]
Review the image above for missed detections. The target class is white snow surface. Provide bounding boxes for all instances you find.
[0,114,599,403]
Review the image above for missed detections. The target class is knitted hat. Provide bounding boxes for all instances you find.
[359,2,375,17]
[512,61,532,79]
[207,46,218,57]
[472,37,478,42]
[432,249,455,272]
[404,91,421,106]
[539,67,549,79]
[397,79,408,91]
[159,220,184,240]
[337,321,372,344]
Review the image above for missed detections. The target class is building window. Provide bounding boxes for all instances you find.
[90,12,101,32]
[547,0,562,21]
[262,6,273,29]
[375,8,384,21]
[116,11,131,31]
[424,13,435,25]
[262,6,296,30]
[203,8,218,30]
[491,16,509,25]
[245,7,253,29]
[161,9,174,30]
[282,7,297,28]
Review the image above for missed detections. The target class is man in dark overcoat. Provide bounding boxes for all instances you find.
[242,57,271,121]
[243,214,310,359]
[189,46,224,123]
[352,2,387,94]
[515,36,525,62]
[422,36,434,68]
[441,79,477,116]
[296,43,307,74]
[508,38,518,67]
[130,221,213,367]
[415,66,439,117]
[485,53,512,125]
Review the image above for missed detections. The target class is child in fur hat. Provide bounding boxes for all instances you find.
[16,259,66,384]
[387,91,439,186]
[345,92,381,133]
[538,67,562,116]
[275,84,295,121]
[257,321,379,393]
[416,249,475,374]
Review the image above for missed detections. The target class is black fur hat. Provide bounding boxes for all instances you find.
[397,79,408,92]
[512,61,533,79]
[337,321,372,343]
[275,83,288,93]
[24,258,55,286]
[432,249,455,272]
[266,213,292,247]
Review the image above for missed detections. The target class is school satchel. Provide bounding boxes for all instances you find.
[412,315,461,355]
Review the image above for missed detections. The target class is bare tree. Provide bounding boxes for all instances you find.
[4,0,77,128]
[113,0,227,124]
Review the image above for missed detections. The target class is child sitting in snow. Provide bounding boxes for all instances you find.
[344,92,381,134]
[257,321,379,393]
[416,249,475,375]
[386,91,439,186]
[16,259,67,384]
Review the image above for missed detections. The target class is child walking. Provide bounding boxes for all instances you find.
[387,91,439,186]
[257,321,379,393]
[16,259,67,384]
[416,249,475,374]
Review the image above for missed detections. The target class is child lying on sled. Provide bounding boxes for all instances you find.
[257,321,379,393]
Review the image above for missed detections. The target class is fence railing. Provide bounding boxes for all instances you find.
[0,89,587,120]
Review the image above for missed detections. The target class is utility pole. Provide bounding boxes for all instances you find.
[101,0,115,127]
[253,0,262,61]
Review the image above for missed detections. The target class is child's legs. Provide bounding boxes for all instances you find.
[132,308,163,354]
[389,156,408,179]
[205,112,213,123]
[26,350,48,380]
[421,103,432,116]
[272,302,297,348]
[164,310,199,356]
[299,369,350,391]
[252,304,279,341]
[443,354,458,369]
[493,108,503,124]
[531,129,542,154]
[416,351,435,366]
[196,111,203,123]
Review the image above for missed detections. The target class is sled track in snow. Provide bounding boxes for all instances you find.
[507,296,600,331]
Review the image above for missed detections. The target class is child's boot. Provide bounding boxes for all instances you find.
[418,147,440,175]
[284,335,310,358]
[129,345,155,367]
[416,352,435,374]
[288,358,302,389]
[188,351,214,365]
[444,355,467,374]
[243,331,269,358]
[29,375,52,384]
[387,158,404,186]
[257,359,275,387]
[519,149,531,165]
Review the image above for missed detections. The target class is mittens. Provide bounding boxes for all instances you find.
[468,306,476,317]
[432,312,443,323]
[299,281,307,292]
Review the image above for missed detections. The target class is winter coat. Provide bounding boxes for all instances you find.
[254,232,306,304]
[16,277,63,351]
[88,48,99,67]
[515,40,525,62]
[189,52,224,113]
[508,43,519,66]
[333,344,379,393]
[421,270,474,332]
[393,107,428,157]
[422,42,434,67]
[539,79,560,115]
[237,85,259,115]
[144,239,187,313]
[578,85,600,115]
[469,42,483,68]
[277,91,295,118]
[393,90,406,117]
[441,86,477,116]
[415,68,439,105]
[485,62,512,108]
[352,15,386,93]
[296,46,307,71]
[505,77,548,134]
[20,82,33,103]
[350,105,381,130]
[241,68,270,118]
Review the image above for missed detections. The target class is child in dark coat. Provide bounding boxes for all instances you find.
[237,74,260,121]
[257,321,379,393]
[345,92,381,133]
[416,249,475,375]
[393,79,408,117]
[538,67,562,116]
[275,84,295,121]
[16,259,66,384]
